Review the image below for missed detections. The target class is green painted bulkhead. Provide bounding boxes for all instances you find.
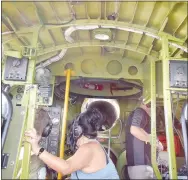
[1,1,188,179]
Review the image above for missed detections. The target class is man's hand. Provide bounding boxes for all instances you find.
[149,134,164,151]
[156,139,163,152]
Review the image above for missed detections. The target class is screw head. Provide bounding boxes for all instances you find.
[10,161,14,166]
[21,111,25,115]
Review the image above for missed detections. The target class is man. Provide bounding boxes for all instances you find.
[126,99,163,179]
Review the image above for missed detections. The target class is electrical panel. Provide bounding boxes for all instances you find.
[39,106,61,156]
[47,107,61,156]
[37,84,53,105]
[169,60,187,88]
[4,56,29,81]
[36,77,55,106]
[14,83,55,106]
[15,85,25,105]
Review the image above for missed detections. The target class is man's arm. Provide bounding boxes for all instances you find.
[130,126,150,143]
[130,108,150,143]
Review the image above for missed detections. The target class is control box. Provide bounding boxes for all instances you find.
[4,56,29,81]
[169,60,187,88]
[36,76,55,106]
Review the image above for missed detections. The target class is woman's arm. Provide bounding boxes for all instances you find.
[25,128,92,175]
[35,144,92,175]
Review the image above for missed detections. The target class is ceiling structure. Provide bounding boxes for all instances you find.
[2,1,187,63]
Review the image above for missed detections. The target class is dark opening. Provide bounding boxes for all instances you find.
[87,101,117,131]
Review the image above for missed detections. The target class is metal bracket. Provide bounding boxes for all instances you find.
[2,153,10,169]
[22,46,37,57]
[4,50,22,59]
[159,32,184,44]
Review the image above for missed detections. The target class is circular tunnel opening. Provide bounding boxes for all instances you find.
[81,98,120,132]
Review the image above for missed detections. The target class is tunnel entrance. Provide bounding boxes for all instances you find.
[81,98,120,132]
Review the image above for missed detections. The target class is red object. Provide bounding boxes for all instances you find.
[97,138,107,143]
[83,83,103,91]
[158,135,181,156]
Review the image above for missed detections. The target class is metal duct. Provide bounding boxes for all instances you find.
[64,25,99,43]
[36,49,67,69]
[81,98,120,131]
[64,25,187,53]
[180,102,188,167]
[1,88,13,149]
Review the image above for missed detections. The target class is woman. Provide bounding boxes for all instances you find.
[25,108,119,179]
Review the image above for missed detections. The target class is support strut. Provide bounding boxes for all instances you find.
[161,35,177,179]
[58,69,71,179]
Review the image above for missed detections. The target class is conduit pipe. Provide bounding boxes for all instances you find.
[36,49,67,69]
[2,86,13,149]
[58,69,71,180]
[64,25,99,43]
[64,25,188,53]
[180,102,188,167]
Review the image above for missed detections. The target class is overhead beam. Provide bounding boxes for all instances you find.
[141,37,156,63]
[75,31,84,56]
[9,3,31,46]
[159,2,178,32]
[11,2,32,26]
[37,41,159,60]
[49,2,61,22]
[104,1,107,20]
[170,35,187,57]
[67,1,76,19]
[173,15,187,35]
[140,2,157,60]
[85,2,90,19]
[13,19,180,40]
[115,1,121,21]
[5,19,187,53]
[100,2,102,19]
[145,2,156,27]
[122,33,130,58]
[33,2,56,47]
[121,2,138,59]
[130,2,138,24]
[48,29,57,46]
[2,12,27,46]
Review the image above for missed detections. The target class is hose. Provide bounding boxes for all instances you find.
[43,18,74,26]
[180,102,188,166]
[171,94,184,148]
[108,130,111,157]
[2,89,13,149]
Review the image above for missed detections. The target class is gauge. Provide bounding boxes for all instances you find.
[17,86,24,93]
[52,118,59,125]
[16,94,22,100]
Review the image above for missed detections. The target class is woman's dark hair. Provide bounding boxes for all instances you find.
[66,108,104,152]
[78,108,104,138]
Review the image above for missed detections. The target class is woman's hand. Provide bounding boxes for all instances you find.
[24,128,41,155]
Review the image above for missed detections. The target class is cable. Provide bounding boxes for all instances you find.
[44,18,74,26]
[171,93,184,148]
[108,130,111,157]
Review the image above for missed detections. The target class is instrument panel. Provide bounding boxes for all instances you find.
[4,56,29,81]
[169,60,187,88]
